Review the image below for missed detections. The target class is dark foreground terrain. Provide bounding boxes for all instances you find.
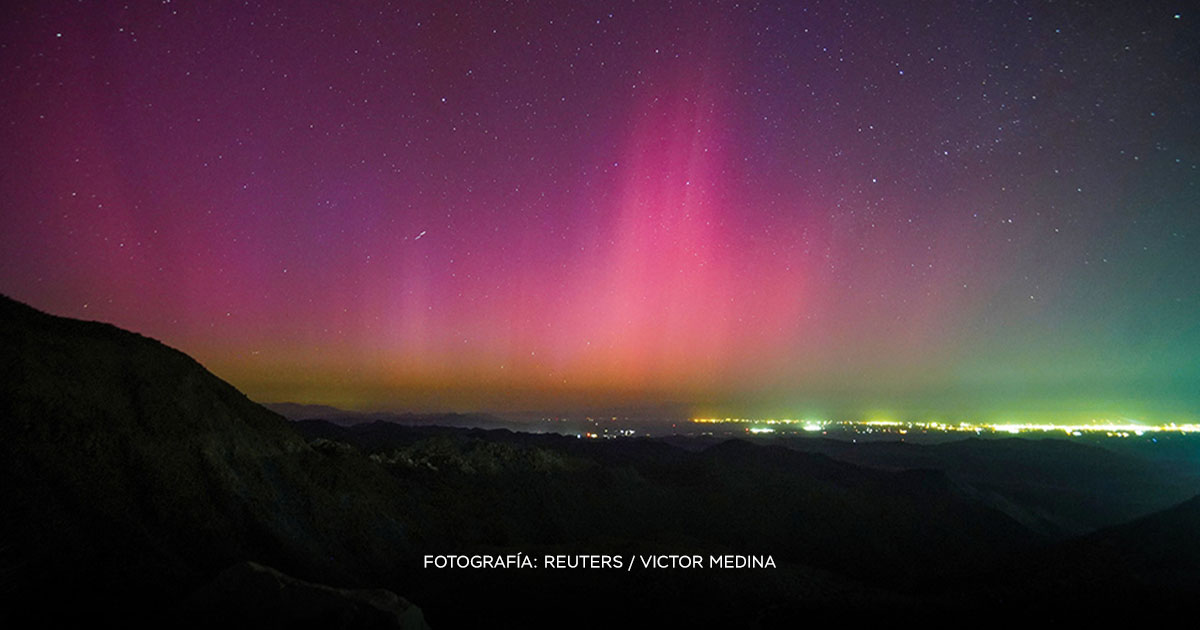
[2,295,1198,627]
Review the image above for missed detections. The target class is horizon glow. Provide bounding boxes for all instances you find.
[1,2,1197,416]
[692,417,1200,434]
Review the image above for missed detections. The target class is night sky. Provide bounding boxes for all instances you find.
[2,1,1197,420]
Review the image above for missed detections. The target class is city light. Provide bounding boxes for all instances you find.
[690,417,1200,436]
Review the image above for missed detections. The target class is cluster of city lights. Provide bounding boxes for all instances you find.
[691,418,1200,437]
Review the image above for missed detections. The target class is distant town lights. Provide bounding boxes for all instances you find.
[689,418,1199,435]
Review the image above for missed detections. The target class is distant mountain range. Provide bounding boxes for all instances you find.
[264,401,523,430]
[2,293,1198,627]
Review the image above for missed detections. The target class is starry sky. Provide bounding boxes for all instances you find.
[2,1,1197,420]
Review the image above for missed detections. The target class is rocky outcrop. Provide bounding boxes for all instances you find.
[0,295,420,624]
[183,561,431,629]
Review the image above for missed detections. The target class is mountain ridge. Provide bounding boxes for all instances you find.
[0,295,424,625]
